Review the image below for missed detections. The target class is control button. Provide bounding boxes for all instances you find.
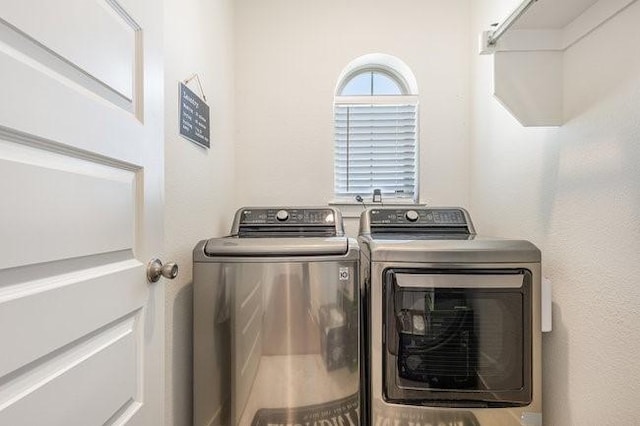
[276,210,289,221]
[405,210,419,222]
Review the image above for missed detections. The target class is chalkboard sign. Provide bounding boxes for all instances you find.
[179,82,210,148]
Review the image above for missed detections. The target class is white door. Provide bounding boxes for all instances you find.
[0,0,164,424]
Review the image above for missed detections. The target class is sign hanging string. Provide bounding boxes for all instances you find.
[183,73,207,102]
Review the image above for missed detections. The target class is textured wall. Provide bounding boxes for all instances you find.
[470,1,640,424]
[233,0,472,208]
[164,0,236,424]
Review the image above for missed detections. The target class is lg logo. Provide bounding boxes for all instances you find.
[339,267,350,281]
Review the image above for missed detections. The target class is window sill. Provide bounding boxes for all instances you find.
[329,199,420,206]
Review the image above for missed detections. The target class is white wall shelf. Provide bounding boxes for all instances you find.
[479,0,638,126]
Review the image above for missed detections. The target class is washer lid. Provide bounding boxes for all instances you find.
[204,236,350,257]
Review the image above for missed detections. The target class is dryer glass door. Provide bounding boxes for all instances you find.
[383,269,532,407]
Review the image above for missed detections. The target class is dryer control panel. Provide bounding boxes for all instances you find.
[370,208,466,225]
[364,208,475,236]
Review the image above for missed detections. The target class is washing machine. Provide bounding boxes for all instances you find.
[193,207,360,426]
[359,207,542,426]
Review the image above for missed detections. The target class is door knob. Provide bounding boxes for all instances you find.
[147,258,179,283]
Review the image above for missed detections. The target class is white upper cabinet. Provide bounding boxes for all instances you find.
[479,0,639,126]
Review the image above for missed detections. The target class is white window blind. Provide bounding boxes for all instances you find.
[334,102,417,200]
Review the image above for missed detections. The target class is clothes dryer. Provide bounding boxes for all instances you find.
[359,207,542,426]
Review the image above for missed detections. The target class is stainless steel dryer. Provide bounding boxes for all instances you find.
[359,207,542,426]
[194,207,360,426]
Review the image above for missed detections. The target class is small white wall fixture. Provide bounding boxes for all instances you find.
[479,0,639,126]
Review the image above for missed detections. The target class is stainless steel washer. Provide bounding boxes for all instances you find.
[194,207,360,426]
[359,207,542,426]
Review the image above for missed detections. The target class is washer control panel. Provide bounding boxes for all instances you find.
[240,208,336,225]
[369,208,467,226]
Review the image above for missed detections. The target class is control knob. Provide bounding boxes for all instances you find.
[276,209,289,221]
[405,210,419,222]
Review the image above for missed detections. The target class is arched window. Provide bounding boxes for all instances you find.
[334,55,419,202]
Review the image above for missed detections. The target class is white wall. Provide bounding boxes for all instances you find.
[164,0,235,424]
[471,1,640,424]
[233,0,472,210]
